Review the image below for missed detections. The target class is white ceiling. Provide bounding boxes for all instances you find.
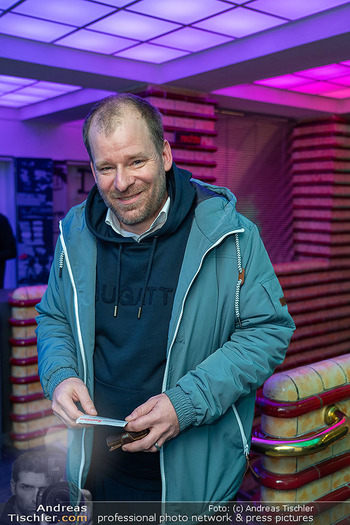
[1,0,350,121]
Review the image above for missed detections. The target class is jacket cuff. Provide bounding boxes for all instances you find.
[47,368,79,400]
[165,386,197,431]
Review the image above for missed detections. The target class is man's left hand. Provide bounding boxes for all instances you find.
[123,394,180,452]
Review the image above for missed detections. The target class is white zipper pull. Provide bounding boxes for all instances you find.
[59,250,65,278]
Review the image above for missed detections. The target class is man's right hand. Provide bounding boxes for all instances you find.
[52,377,97,427]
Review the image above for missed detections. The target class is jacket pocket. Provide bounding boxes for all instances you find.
[261,275,287,318]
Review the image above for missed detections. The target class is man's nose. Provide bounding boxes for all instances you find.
[113,167,133,193]
[33,487,41,503]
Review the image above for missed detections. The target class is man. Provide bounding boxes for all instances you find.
[36,93,295,503]
[0,452,50,523]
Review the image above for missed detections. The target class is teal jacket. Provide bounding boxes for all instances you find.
[36,171,295,503]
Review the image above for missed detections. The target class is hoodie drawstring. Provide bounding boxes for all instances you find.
[113,237,159,319]
[113,244,122,317]
[138,237,158,319]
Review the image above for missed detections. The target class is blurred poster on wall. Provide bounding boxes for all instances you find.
[67,162,94,210]
[16,158,53,285]
[53,161,68,246]
[52,161,94,245]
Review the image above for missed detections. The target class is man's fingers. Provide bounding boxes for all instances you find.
[52,377,96,427]
[79,393,97,416]
[52,393,84,426]
[125,397,157,422]
[122,430,163,453]
[125,414,153,433]
[122,394,180,452]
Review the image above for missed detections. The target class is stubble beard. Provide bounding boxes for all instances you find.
[97,167,167,227]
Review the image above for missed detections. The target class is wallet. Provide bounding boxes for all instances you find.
[106,429,149,452]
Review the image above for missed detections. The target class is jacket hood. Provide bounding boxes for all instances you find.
[190,178,243,244]
[85,163,196,243]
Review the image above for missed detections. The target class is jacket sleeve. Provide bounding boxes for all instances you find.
[165,224,295,431]
[36,239,80,400]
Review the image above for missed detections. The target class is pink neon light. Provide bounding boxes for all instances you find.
[290,81,343,94]
[254,74,311,88]
[322,87,350,99]
[295,63,350,80]
[330,74,350,87]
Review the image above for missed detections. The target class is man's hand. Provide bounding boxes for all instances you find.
[123,394,180,452]
[52,377,97,427]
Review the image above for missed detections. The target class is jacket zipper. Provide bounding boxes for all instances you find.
[59,220,88,489]
[232,405,250,459]
[160,228,245,504]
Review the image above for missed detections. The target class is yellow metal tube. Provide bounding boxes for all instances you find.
[251,405,349,457]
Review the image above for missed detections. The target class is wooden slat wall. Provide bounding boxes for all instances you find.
[137,87,218,183]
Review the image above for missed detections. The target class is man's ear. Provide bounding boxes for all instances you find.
[162,140,173,172]
[90,162,97,183]
[10,480,16,496]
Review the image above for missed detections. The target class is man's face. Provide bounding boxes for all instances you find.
[90,110,173,235]
[11,471,49,516]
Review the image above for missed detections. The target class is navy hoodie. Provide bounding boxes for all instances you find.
[85,165,196,489]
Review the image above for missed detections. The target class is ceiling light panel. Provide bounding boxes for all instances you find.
[129,0,230,24]
[90,0,132,6]
[0,100,24,107]
[0,0,18,8]
[194,6,286,37]
[0,83,20,94]
[295,63,350,80]
[331,74,350,87]
[34,81,81,92]
[19,86,73,98]
[0,13,73,42]
[88,10,181,40]
[289,81,343,94]
[250,0,350,20]
[1,92,44,103]
[255,74,311,88]
[219,0,255,3]
[322,87,350,98]
[0,76,83,108]
[55,29,136,54]
[116,43,189,63]
[151,26,232,52]
[0,75,35,86]
[13,0,115,26]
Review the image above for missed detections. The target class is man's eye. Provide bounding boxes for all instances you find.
[100,167,112,172]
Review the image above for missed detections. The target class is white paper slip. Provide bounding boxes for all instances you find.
[76,415,127,427]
